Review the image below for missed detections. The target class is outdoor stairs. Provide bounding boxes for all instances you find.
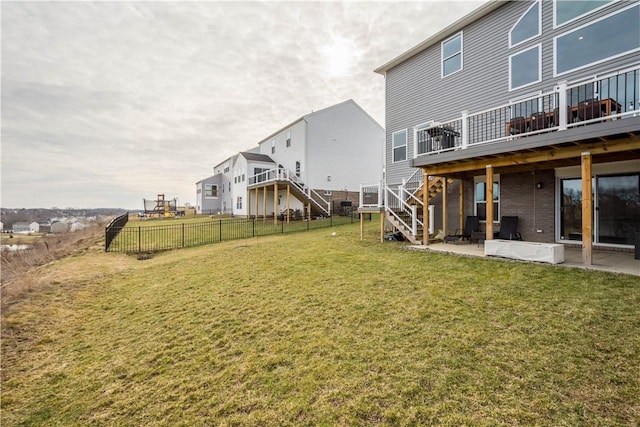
[386,176,453,244]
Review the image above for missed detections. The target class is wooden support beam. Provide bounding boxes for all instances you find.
[442,177,448,236]
[424,139,640,176]
[286,185,290,223]
[273,183,278,225]
[581,152,593,265]
[247,188,252,219]
[255,188,259,219]
[459,179,464,232]
[263,186,267,223]
[422,170,429,246]
[486,165,494,241]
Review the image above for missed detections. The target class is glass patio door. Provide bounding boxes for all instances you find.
[596,174,640,245]
[560,178,583,241]
[560,174,640,245]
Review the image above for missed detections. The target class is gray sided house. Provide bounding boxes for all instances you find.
[367,0,640,265]
[197,99,384,219]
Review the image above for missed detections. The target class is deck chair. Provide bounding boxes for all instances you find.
[445,215,479,243]
[576,99,602,122]
[495,216,522,240]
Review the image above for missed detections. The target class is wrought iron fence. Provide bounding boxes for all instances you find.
[105,212,129,251]
[105,213,364,253]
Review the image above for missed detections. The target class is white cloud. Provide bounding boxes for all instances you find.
[1,0,484,209]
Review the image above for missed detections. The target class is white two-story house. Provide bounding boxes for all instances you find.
[197,99,384,219]
[363,0,639,265]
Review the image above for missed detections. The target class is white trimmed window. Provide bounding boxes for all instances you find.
[441,32,463,78]
[286,130,291,147]
[509,44,541,91]
[554,0,613,28]
[236,197,242,210]
[295,161,301,177]
[392,129,407,163]
[554,4,640,76]
[204,184,218,198]
[474,176,500,222]
[271,139,276,154]
[509,1,541,48]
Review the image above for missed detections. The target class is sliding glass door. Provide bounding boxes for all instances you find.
[597,174,640,245]
[559,173,640,245]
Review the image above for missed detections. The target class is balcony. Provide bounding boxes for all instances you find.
[412,65,640,163]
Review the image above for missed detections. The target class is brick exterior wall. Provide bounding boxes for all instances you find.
[429,169,557,242]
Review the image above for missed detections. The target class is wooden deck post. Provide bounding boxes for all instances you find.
[263,186,267,223]
[459,179,464,232]
[247,188,252,219]
[422,169,429,246]
[581,152,593,265]
[286,185,291,223]
[486,165,494,240]
[273,183,278,225]
[442,177,448,236]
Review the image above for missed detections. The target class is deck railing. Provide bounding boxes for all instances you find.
[412,64,640,157]
[248,167,331,216]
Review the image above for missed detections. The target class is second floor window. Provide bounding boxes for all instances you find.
[392,129,407,163]
[286,130,291,147]
[442,32,462,78]
[204,184,218,198]
[271,139,276,154]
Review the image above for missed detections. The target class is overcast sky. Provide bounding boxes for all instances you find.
[2,0,483,209]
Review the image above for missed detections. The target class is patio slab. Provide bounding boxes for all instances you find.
[404,241,640,277]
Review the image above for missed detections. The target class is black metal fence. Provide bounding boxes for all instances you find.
[105,212,129,251]
[105,213,368,253]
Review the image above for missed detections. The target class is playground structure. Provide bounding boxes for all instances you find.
[143,194,179,218]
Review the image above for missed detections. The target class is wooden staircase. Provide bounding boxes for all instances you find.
[386,176,453,244]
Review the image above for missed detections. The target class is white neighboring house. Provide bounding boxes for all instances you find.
[196,99,384,217]
[50,221,69,233]
[12,222,39,234]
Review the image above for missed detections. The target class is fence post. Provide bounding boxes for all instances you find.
[219,219,223,242]
[182,223,185,248]
[138,226,141,254]
[252,217,255,237]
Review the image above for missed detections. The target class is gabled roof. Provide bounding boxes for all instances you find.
[374,0,501,75]
[258,99,382,145]
[239,152,275,163]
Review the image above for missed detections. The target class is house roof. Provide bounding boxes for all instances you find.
[240,152,275,163]
[257,99,381,145]
[12,222,32,227]
[374,0,502,75]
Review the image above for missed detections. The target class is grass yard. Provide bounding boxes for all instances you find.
[2,220,639,425]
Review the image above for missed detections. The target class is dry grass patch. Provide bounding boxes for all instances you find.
[2,221,639,425]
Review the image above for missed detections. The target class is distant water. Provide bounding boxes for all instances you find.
[0,244,32,252]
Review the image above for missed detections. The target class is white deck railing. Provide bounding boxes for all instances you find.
[413,64,640,157]
[248,168,331,216]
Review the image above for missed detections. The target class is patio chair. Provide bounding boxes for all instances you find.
[495,215,522,240]
[445,215,480,243]
[551,106,573,126]
[509,117,527,135]
[576,98,602,122]
[529,112,548,131]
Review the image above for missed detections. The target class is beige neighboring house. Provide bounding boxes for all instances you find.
[50,222,69,233]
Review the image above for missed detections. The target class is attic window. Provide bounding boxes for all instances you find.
[509,1,541,48]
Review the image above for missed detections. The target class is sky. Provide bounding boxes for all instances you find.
[2,0,484,209]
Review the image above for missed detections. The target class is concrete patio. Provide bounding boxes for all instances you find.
[405,241,640,277]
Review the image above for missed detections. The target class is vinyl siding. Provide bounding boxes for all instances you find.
[306,101,384,191]
[384,0,639,185]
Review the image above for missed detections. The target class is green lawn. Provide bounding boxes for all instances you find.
[2,221,639,425]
